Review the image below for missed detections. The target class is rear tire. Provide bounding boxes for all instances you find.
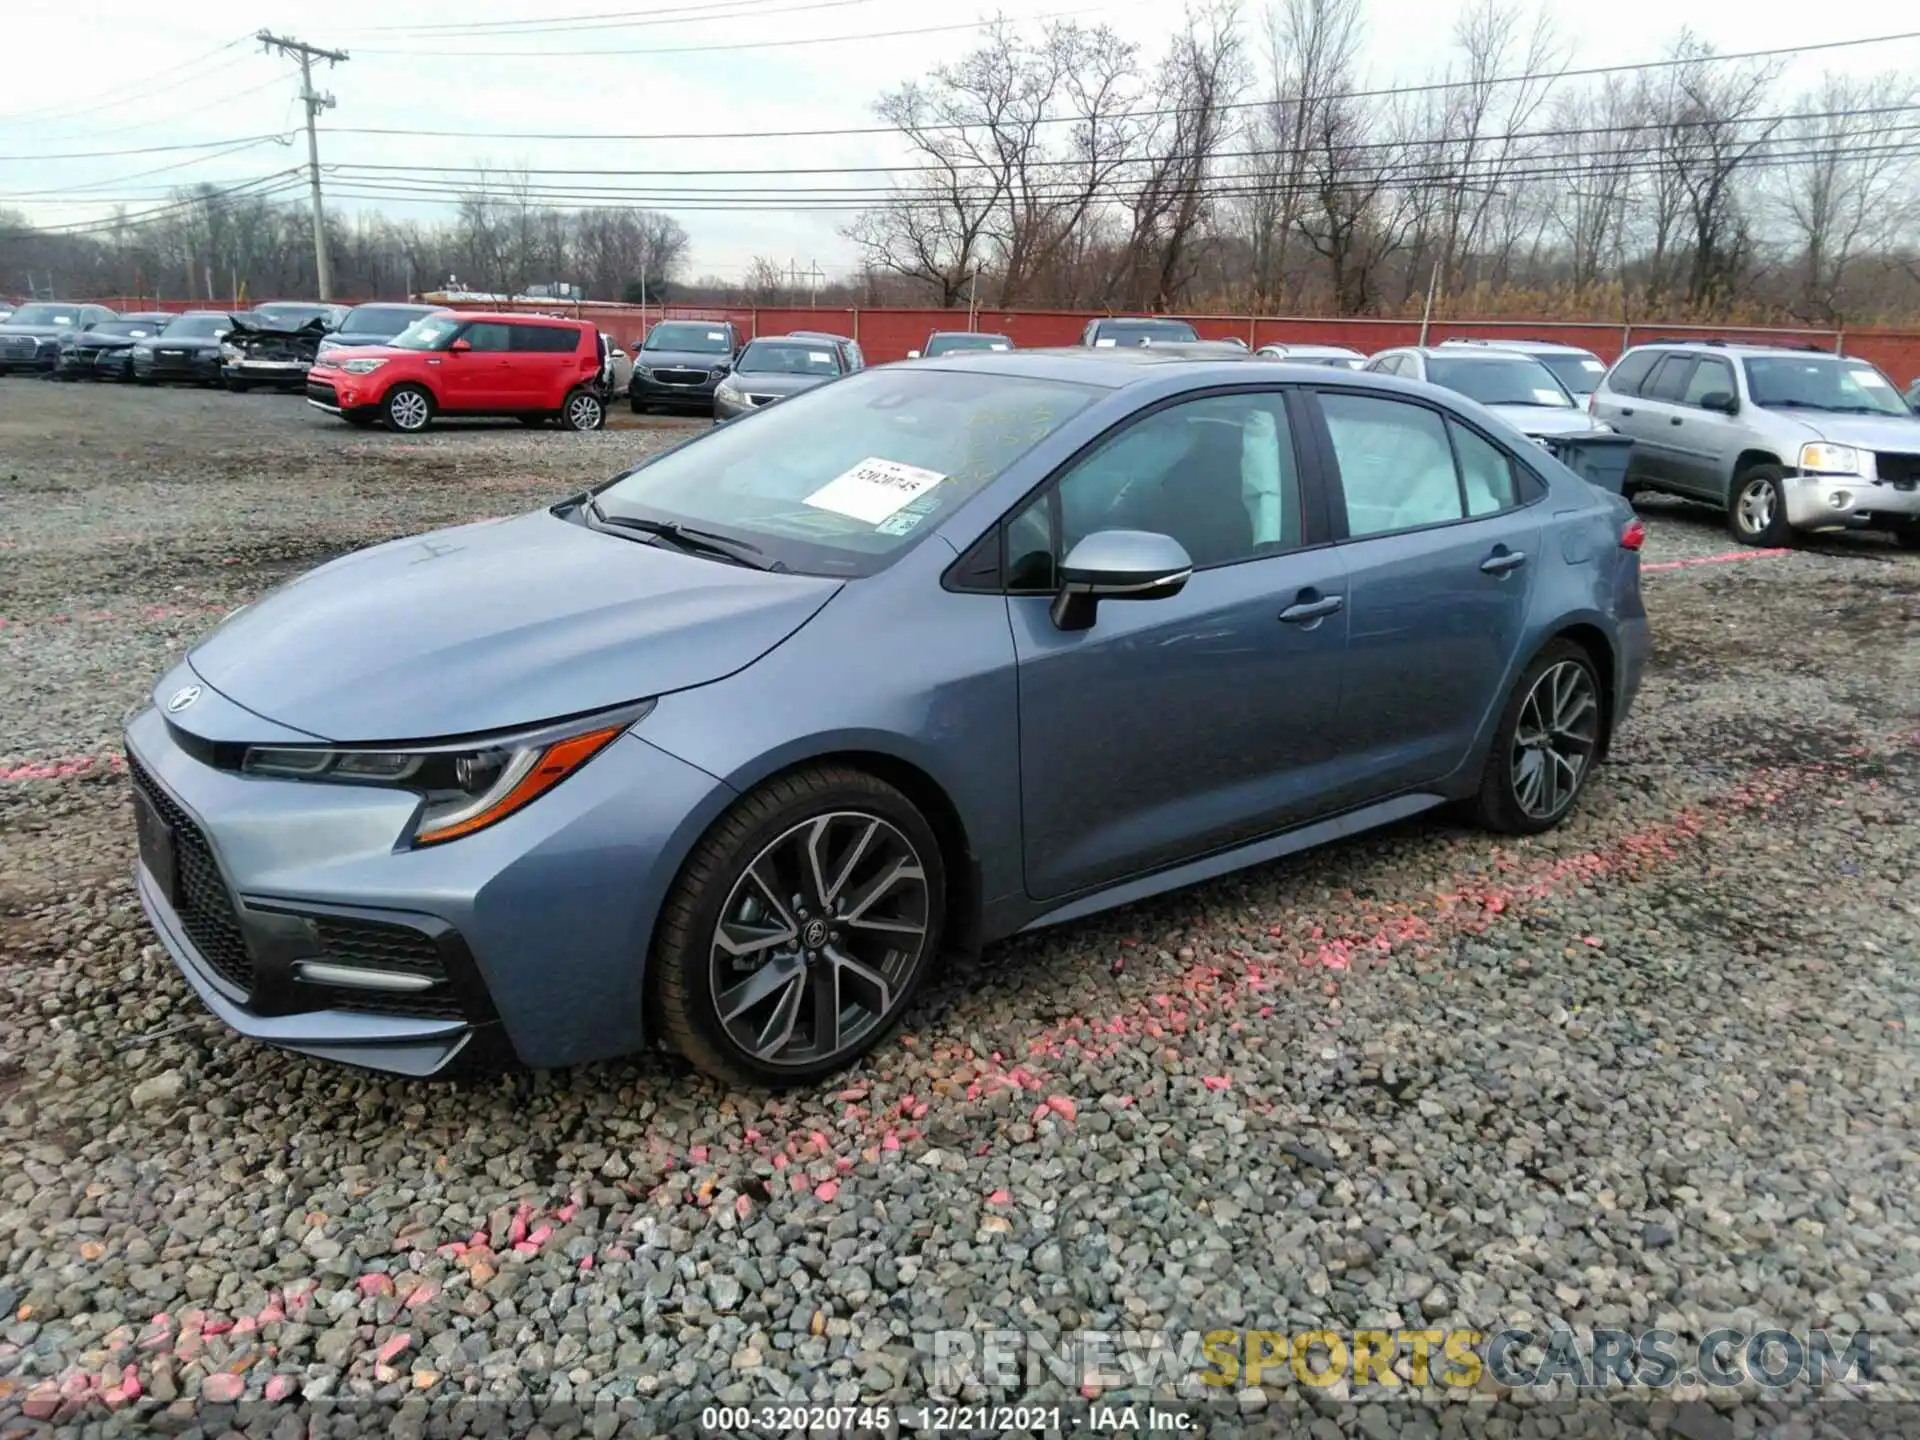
[382,384,434,434]
[1891,520,1920,551]
[651,765,946,1087]
[559,387,606,431]
[1471,639,1605,836]
[1728,464,1794,547]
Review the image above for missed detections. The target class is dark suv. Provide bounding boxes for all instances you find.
[628,320,744,413]
[1080,316,1201,348]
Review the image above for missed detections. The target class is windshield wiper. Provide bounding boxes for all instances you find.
[585,503,781,571]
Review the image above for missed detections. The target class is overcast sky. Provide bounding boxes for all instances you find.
[3,0,1914,281]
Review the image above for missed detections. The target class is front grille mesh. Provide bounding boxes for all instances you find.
[1875,452,1920,486]
[0,336,40,361]
[301,916,464,1019]
[126,752,255,994]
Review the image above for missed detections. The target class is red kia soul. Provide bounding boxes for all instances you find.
[305,311,609,432]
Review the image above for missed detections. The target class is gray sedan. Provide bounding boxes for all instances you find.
[126,350,1648,1084]
[713,337,849,420]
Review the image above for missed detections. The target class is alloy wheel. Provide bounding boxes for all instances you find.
[707,811,930,1069]
[567,392,604,429]
[389,390,430,431]
[1510,660,1599,821]
[1735,476,1777,538]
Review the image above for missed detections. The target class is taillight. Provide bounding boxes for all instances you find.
[1620,518,1646,550]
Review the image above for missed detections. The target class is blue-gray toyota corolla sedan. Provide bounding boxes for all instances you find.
[126,350,1649,1085]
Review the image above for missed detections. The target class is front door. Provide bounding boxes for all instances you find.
[1309,389,1541,796]
[437,321,513,411]
[1008,389,1351,900]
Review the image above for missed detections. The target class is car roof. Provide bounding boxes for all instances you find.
[1437,337,1598,354]
[1623,339,1851,358]
[1392,345,1557,362]
[905,346,1428,390]
[446,310,585,326]
[927,330,1009,339]
[347,301,440,312]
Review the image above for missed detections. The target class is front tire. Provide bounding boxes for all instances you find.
[1889,520,1920,551]
[559,386,606,431]
[652,766,946,1087]
[1471,640,1605,835]
[1729,464,1794,547]
[382,384,434,434]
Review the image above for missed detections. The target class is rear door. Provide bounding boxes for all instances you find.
[1305,388,1542,797]
[1621,354,1698,484]
[502,323,578,407]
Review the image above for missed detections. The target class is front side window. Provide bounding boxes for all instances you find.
[389,316,464,351]
[1006,391,1305,590]
[1321,393,1467,537]
[595,368,1100,577]
[1681,357,1735,407]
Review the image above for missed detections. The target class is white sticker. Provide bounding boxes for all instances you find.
[989,342,1009,350]
[1853,369,1891,387]
[1580,359,1606,373]
[874,511,927,536]
[1094,337,1117,348]
[1533,388,1565,405]
[707,330,725,341]
[804,457,947,524]
[809,350,832,363]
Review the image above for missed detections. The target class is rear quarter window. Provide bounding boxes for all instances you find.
[1605,350,1661,396]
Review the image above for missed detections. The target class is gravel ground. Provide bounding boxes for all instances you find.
[0,381,1916,1437]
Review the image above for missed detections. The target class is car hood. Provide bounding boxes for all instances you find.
[73,332,144,349]
[187,510,844,742]
[732,371,832,397]
[1484,404,1610,437]
[0,323,73,339]
[151,335,224,351]
[1776,410,1920,451]
[637,347,731,370]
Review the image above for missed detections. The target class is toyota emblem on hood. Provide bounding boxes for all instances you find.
[165,685,202,713]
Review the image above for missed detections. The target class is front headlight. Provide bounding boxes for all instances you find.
[220,342,241,361]
[715,379,742,401]
[237,704,648,846]
[341,357,387,375]
[132,345,153,358]
[1799,442,1868,475]
[708,364,729,379]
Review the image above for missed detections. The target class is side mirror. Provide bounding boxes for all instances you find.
[906,349,921,359]
[1050,529,1193,632]
[1699,391,1738,415]
[448,338,472,353]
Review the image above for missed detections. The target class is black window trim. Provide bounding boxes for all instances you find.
[942,382,1337,596]
[1642,353,1700,403]
[1297,384,1548,547]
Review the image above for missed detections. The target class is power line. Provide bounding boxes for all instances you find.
[257,31,349,301]
[349,1,1148,57]
[0,137,299,201]
[325,27,1920,141]
[0,37,251,126]
[0,133,294,164]
[355,0,885,38]
[0,173,307,239]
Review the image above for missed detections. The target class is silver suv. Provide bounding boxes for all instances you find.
[1592,342,1920,548]
[1435,338,1609,402]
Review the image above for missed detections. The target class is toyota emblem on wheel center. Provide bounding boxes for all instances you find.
[165,685,201,713]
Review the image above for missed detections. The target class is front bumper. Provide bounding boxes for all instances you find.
[1784,472,1920,529]
[223,359,312,388]
[93,349,136,379]
[135,349,221,382]
[629,368,724,409]
[123,681,737,1075]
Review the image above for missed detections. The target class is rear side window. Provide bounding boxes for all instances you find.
[1320,393,1466,537]
[461,322,512,352]
[509,324,582,353]
[1643,355,1699,402]
[1449,420,1521,516]
[1605,350,1660,396]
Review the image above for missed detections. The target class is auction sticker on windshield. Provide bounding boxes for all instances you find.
[804,457,947,524]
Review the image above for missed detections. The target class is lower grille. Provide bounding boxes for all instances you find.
[126,752,255,994]
[300,916,463,1019]
[0,336,39,361]
[1875,451,1920,486]
[306,381,340,407]
[651,367,709,386]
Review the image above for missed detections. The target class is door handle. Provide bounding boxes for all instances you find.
[1279,594,1343,624]
[1618,407,1634,417]
[1480,549,1528,575]
[1670,416,1684,425]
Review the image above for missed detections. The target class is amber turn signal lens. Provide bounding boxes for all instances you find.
[414,725,624,846]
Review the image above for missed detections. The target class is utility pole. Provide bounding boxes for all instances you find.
[258,30,348,300]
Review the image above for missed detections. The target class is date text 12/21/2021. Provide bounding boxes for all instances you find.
[700,1403,1195,1434]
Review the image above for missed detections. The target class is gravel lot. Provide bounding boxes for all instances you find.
[0,381,1916,1436]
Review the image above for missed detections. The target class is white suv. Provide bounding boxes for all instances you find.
[1436,338,1610,403]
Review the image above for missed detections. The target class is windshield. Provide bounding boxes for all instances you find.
[643,322,731,355]
[1094,318,1200,345]
[1744,356,1908,416]
[93,320,161,338]
[1535,352,1608,393]
[1427,356,1574,408]
[249,305,330,329]
[8,305,81,327]
[345,306,432,336]
[388,316,464,351]
[737,341,842,376]
[162,314,229,339]
[924,334,1010,356]
[594,368,1100,576]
